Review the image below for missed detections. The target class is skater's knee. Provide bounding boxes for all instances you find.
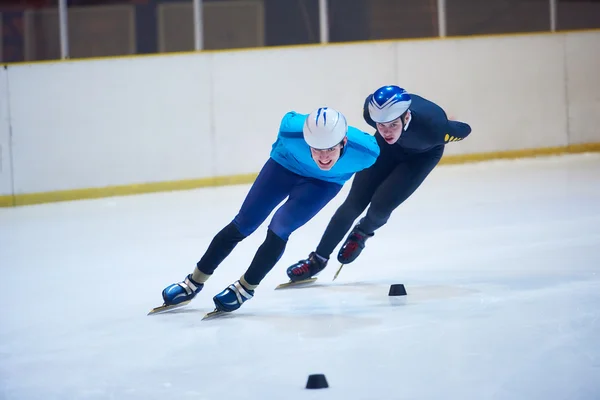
[364,207,392,228]
[267,220,293,241]
[232,215,260,237]
[227,220,251,240]
[335,201,367,223]
[268,207,313,240]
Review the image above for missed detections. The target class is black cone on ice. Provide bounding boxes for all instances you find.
[388,284,407,296]
[306,374,328,389]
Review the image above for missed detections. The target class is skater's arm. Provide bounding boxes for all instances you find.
[344,127,380,170]
[447,120,472,140]
[278,111,307,137]
[438,117,472,144]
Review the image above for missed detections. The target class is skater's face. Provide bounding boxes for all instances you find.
[310,137,347,170]
[376,111,410,145]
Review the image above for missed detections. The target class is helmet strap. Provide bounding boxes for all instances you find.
[339,141,346,158]
[400,110,410,130]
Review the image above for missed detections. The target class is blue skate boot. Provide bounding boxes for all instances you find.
[162,274,204,306]
[286,252,328,282]
[212,280,254,313]
[148,274,204,315]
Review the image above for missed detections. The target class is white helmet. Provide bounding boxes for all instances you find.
[303,107,348,150]
[368,85,412,123]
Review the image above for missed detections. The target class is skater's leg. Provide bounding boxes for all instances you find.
[358,145,444,234]
[162,159,302,306]
[337,145,444,264]
[213,179,342,312]
[192,222,247,281]
[194,158,297,279]
[232,158,300,237]
[163,159,298,306]
[314,148,396,259]
[241,178,343,287]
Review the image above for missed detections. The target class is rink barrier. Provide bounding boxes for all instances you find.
[1,30,599,207]
[3,27,599,68]
[1,142,599,207]
[0,172,257,207]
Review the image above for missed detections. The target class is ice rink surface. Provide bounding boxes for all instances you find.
[1,153,600,400]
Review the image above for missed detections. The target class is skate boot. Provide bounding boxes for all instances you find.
[337,225,374,264]
[212,280,254,312]
[162,274,204,306]
[286,252,328,282]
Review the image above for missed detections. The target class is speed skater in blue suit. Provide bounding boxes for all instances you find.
[158,107,380,315]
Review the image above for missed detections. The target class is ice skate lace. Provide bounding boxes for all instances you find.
[292,263,311,275]
[342,234,363,259]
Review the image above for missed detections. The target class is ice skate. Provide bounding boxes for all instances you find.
[337,225,373,264]
[203,280,254,320]
[148,274,204,315]
[275,252,326,290]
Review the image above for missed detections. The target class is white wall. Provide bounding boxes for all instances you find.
[396,34,569,156]
[4,31,600,196]
[210,41,398,176]
[8,53,214,194]
[564,31,600,145]
[0,66,12,196]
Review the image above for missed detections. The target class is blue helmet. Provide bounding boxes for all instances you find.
[368,85,412,123]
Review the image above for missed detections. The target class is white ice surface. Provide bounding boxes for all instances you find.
[1,153,599,400]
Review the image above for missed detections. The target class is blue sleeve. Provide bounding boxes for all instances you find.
[279,111,306,134]
[270,115,379,184]
[345,126,380,170]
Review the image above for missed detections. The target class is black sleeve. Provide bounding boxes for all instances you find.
[443,120,472,143]
[362,94,377,129]
[429,104,471,143]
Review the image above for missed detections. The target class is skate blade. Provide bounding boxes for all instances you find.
[274,277,318,290]
[147,300,191,315]
[332,263,344,281]
[201,309,230,321]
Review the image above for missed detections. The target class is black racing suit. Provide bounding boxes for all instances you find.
[315,93,472,259]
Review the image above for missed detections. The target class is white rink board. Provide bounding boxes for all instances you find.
[210,42,398,176]
[0,66,12,196]
[564,31,600,145]
[8,54,214,194]
[396,34,569,156]
[4,31,600,195]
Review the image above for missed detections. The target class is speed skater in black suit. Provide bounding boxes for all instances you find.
[286,85,472,282]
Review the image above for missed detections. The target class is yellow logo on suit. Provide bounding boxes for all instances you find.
[445,134,462,143]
